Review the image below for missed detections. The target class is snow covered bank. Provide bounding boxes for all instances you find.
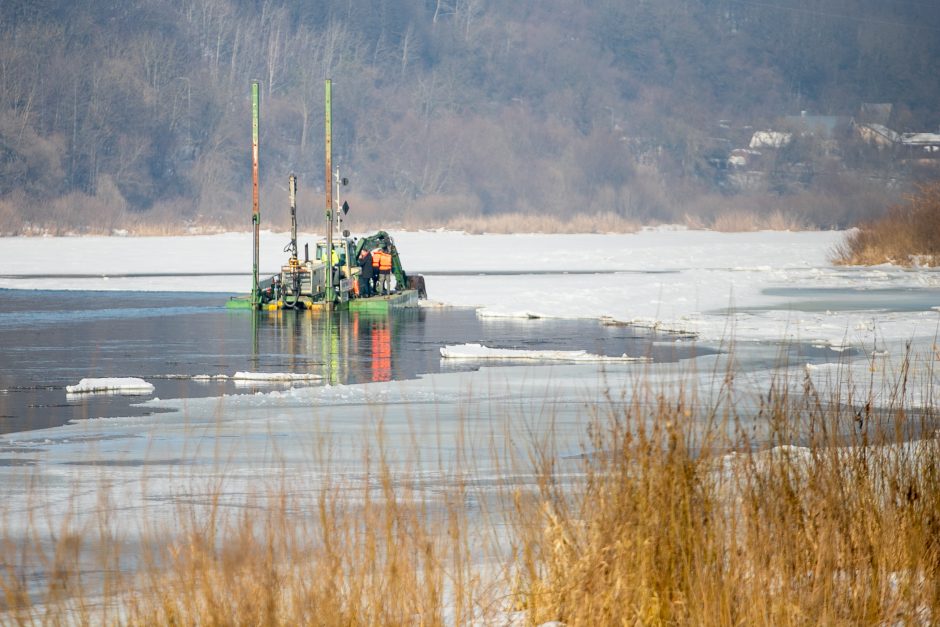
[0,228,837,278]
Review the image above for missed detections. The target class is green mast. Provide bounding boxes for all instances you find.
[250,80,261,307]
[325,78,334,309]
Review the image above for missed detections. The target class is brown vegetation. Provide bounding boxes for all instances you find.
[703,208,807,232]
[429,211,641,235]
[1,358,938,624]
[834,182,940,266]
[514,369,940,624]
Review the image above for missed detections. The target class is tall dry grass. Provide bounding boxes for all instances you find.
[0,436,499,626]
[705,208,807,232]
[0,359,938,625]
[509,369,940,625]
[430,212,642,235]
[834,182,940,266]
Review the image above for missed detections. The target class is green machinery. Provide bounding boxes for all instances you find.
[266,228,424,312]
[227,79,425,312]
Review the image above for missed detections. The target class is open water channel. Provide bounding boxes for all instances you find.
[0,289,714,435]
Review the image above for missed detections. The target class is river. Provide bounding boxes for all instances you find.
[0,289,711,435]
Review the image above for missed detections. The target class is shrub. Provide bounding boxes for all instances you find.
[708,208,806,232]
[834,182,940,266]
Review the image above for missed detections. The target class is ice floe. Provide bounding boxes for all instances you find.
[440,343,649,362]
[65,377,154,395]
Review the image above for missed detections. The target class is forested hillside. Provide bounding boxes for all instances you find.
[2,0,939,234]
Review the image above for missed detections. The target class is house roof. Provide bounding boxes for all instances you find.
[901,132,940,145]
[858,123,900,143]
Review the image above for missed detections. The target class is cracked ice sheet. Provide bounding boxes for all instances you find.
[426,270,940,352]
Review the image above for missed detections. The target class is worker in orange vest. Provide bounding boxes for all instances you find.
[377,246,393,295]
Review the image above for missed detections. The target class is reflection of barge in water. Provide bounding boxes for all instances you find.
[227,79,425,313]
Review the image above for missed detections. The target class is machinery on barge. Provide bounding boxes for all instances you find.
[227,79,425,312]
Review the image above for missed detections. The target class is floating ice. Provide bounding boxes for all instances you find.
[440,343,648,362]
[65,377,155,395]
[477,309,543,320]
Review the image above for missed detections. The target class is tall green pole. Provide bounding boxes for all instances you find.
[250,80,261,307]
[325,79,334,309]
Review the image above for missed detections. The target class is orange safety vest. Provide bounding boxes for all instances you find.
[378,251,392,272]
[372,250,381,268]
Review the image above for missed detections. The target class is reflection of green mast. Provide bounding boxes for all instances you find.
[324,79,334,309]
[250,80,261,307]
[322,313,340,384]
[251,307,259,362]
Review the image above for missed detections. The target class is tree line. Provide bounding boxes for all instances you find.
[1,0,939,233]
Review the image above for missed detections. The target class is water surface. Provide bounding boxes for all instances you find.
[0,290,705,434]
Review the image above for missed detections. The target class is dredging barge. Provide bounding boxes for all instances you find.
[227,79,426,312]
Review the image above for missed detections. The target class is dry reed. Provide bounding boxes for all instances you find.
[421,212,641,235]
[834,182,940,266]
[707,208,808,232]
[509,360,940,625]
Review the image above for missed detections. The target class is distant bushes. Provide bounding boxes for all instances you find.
[834,182,940,266]
[428,211,640,234]
[705,208,806,232]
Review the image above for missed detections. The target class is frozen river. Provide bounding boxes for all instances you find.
[0,229,938,554]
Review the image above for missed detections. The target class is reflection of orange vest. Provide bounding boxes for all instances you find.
[371,323,391,382]
[378,251,392,272]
